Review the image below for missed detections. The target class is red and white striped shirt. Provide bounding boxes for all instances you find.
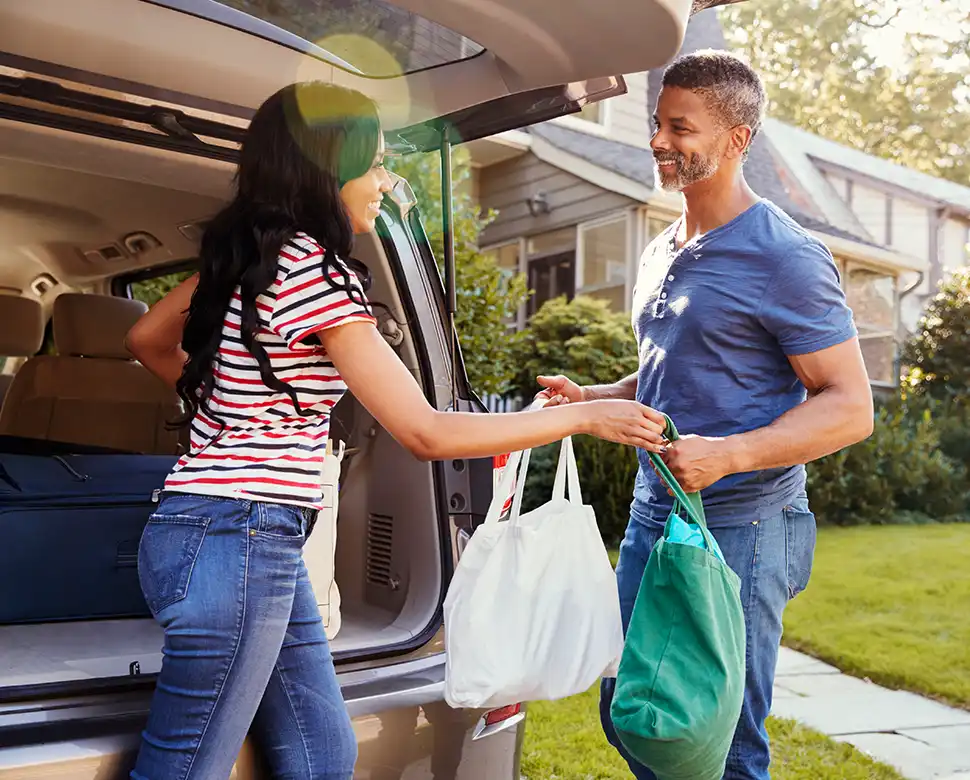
[165,233,375,508]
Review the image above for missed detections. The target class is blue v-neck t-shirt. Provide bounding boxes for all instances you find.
[631,200,858,528]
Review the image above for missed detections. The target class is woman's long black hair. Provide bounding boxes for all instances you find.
[175,82,381,428]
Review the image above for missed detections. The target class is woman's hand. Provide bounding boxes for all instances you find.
[580,399,668,452]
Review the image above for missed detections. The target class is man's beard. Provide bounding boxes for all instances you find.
[654,147,721,192]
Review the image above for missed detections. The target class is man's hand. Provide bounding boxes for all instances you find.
[661,434,736,494]
[534,375,585,407]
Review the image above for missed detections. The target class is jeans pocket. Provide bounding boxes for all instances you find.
[784,501,817,600]
[138,513,210,614]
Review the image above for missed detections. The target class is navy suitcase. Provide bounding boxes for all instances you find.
[0,448,177,623]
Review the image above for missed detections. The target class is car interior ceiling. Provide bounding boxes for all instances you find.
[0,119,442,687]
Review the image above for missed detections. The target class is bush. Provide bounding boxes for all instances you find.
[903,268,970,405]
[509,295,639,399]
[511,296,642,545]
[807,403,969,525]
[387,148,528,397]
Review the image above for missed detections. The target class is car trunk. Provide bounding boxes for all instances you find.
[0,108,453,690]
[0,0,739,698]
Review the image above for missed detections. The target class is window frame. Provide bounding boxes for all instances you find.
[111,259,201,301]
[839,258,900,388]
[575,213,632,311]
[551,98,613,136]
[480,238,528,331]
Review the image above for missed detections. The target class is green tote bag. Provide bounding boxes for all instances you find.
[610,416,746,780]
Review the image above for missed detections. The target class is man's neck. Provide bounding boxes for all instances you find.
[676,175,760,246]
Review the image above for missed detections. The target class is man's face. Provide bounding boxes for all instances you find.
[650,86,728,192]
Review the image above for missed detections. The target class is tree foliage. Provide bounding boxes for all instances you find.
[387,148,528,396]
[902,269,970,404]
[722,0,970,185]
[509,295,640,399]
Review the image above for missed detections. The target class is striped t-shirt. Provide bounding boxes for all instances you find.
[164,232,375,508]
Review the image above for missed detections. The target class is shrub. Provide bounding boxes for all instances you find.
[807,404,969,525]
[510,295,639,399]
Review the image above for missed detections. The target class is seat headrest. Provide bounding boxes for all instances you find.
[53,293,149,359]
[0,295,44,357]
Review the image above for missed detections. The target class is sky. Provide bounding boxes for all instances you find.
[864,0,970,72]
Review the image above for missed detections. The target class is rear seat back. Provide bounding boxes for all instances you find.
[0,293,183,454]
[0,294,45,409]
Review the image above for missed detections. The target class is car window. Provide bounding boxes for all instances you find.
[213,0,484,76]
[129,270,195,308]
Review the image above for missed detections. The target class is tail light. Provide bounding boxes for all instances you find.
[473,702,525,741]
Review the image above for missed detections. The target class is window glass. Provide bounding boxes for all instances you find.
[216,0,484,76]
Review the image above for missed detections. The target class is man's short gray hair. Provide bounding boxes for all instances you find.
[662,49,766,143]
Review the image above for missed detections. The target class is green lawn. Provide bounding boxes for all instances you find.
[522,686,905,780]
[783,523,970,710]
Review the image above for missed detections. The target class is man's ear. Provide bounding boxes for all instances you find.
[726,125,753,160]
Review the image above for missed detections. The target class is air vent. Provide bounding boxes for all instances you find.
[83,244,126,264]
[365,513,394,588]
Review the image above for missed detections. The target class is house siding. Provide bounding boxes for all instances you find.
[891,198,931,266]
[607,71,652,149]
[943,216,969,273]
[851,183,889,246]
[479,153,635,247]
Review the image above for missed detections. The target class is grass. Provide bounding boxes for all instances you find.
[521,686,906,780]
[783,523,970,710]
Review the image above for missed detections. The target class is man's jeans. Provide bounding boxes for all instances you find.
[131,492,357,780]
[600,493,817,780]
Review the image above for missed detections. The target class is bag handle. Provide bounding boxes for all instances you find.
[552,436,583,505]
[646,415,709,532]
[483,398,547,526]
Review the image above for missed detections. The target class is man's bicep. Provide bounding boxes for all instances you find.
[758,241,857,356]
[787,338,869,395]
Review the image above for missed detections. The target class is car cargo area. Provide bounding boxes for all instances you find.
[0,117,444,691]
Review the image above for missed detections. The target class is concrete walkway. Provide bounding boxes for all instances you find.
[773,647,970,780]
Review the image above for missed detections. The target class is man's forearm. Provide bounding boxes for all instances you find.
[583,372,638,402]
[724,386,873,474]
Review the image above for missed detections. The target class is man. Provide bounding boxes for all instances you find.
[537,50,873,779]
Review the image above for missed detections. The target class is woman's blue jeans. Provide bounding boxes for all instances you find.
[131,492,357,780]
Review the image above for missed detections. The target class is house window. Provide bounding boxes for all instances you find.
[844,264,897,385]
[578,217,628,313]
[482,241,525,330]
[577,102,604,125]
[648,217,675,242]
[525,228,577,317]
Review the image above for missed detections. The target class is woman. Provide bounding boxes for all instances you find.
[125,81,666,780]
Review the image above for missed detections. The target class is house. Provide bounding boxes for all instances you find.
[762,119,970,335]
[462,8,960,391]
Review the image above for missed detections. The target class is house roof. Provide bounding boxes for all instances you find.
[528,8,885,250]
[764,119,970,216]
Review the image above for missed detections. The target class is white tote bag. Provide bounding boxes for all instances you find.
[443,434,624,709]
[303,439,344,640]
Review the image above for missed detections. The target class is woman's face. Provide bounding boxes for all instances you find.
[340,135,392,234]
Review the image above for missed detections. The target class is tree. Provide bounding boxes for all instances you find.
[387,149,529,396]
[902,268,970,404]
[721,0,970,186]
[130,271,195,308]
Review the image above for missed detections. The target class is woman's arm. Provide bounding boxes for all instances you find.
[124,274,198,388]
[321,321,666,461]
